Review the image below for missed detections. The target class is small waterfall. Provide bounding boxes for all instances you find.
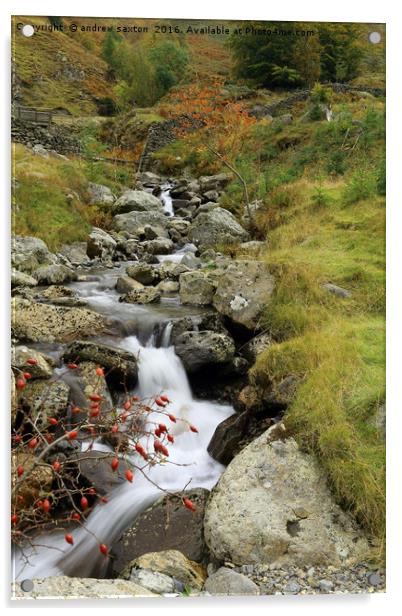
[14,264,233,581]
[160,185,174,217]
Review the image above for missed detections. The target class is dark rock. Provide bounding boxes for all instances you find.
[110,488,209,575]
[126,262,160,285]
[63,340,138,390]
[207,412,248,465]
[174,331,235,373]
[71,451,132,495]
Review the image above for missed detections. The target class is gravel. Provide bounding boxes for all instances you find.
[228,562,385,595]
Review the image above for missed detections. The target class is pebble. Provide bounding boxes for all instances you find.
[284,580,301,594]
[230,562,385,596]
[318,579,334,593]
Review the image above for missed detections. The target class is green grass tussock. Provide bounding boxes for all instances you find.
[12,144,129,250]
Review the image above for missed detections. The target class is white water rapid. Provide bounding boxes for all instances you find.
[13,255,233,581]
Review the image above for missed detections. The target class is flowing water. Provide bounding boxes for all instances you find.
[13,249,234,581]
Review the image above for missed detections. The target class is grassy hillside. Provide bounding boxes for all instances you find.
[155,89,386,558]
[12,143,133,250]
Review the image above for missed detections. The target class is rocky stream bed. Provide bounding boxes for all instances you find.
[11,171,384,598]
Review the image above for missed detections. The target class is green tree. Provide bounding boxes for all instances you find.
[318,24,363,82]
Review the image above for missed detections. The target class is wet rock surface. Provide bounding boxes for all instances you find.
[63,340,138,389]
[111,488,209,576]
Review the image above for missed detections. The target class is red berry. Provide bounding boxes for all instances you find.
[67,363,78,369]
[45,434,53,443]
[120,412,128,422]
[14,435,22,444]
[99,543,108,556]
[28,438,38,449]
[111,457,119,471]
[123,400,131,411]
[72,406,81,415]
[95,367,104,377]
[158,423,168,433]
[160,395,170,403]
[17,465,24,477]
[167,434,174,443]
[101,497,108,503]
[183,497,196,512]
[52,460,61,472]
[49,417,58,426]
[131,395,140,402]
[23,372,32,380]
[89,394,102,402]
[155,398,165,407]
[125,469,134,483]
[87,487,96,495]
[90,408,100,418]
[26,358,38,365]
[168,414,176,423]
[41,499,51,513]
[11,514,18,525]
[154,428,161,437]
[80,496,89,510]
[67,430,78,440]
[65,533,74,545]
[16,379,26,390]
[189,425,199,433]
[111,423,118,433]
[154,439,169,457]
[135,443,148,460]
[71,512,81,521]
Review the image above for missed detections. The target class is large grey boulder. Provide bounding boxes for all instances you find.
[86,227,117,260]
[12,346,53,379]
[113,210,168,238]
[59,242,89,265]
[174,331,235,373]
[11,577,155,599]
[113,190,163,215]
[115,276,144,294]
[111,489,209,576]
[12,236,57,273]
[198,173,231,192]
[19,379,70,428]
[204,424,369,567]
[204,567,260,596]
[179,271,216,305]
[32,264,77,285]
[126,262,160,285]
[189,207,249,248]
[213,261,275,331]
[12,298,105,343]
[120,551,206,591]
[88,182,115,205]
[119,287,161,304]
[63,340,138,389]
[11,268,38,288]
[141,237,174,255]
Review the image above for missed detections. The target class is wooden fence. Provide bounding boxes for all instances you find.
[13,106,53,126]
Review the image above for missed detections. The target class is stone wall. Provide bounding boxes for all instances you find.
[250,83,386,119]
[138,115,203,172]
[11,119,82,155]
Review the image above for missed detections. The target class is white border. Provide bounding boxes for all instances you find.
[1,1,401,614]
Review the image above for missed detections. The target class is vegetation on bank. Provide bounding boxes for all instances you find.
[12,143,131,250]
